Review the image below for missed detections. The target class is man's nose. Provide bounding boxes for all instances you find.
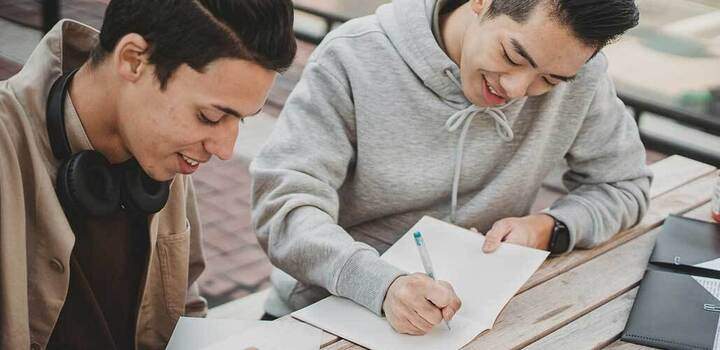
[499,72,534,99]
[205,119,239,161]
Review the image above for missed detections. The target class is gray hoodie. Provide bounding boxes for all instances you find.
[250,0,652,317]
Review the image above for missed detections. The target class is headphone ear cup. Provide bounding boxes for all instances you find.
[121,159,170,215]
[55,150,121,217]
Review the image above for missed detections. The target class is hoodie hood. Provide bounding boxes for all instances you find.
[377,0,469,107]
[378,0,522,222]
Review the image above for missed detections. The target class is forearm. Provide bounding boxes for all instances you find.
[546,176,651,250]
[254,204,405,315]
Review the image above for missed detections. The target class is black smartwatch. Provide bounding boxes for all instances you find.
[548,217,570,255]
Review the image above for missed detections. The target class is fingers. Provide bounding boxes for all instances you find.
[503,230,528,246]
[406,309,435,334]
[383,274,440,335]
[437,280,461,321]
[424,280,452,308]
[382,274,462,335]
[413,298,443,326]
[385,308,426,335]
[483,220,512,253]
[425,280,462,322]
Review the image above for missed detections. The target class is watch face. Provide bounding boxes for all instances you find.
[550,221,570,254]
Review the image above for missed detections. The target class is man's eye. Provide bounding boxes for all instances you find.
[503,48,520,66]
[198,113,219,125]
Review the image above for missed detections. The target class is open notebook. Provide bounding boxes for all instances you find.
[292,216,549,350]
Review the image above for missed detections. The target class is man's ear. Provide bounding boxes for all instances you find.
[470,0,493,17]
[113,33,150,83]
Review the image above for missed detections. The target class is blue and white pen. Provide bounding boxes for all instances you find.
[413,231,451,331]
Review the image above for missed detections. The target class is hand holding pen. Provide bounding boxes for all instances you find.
[381,231,462,335]
[414,231,453,330]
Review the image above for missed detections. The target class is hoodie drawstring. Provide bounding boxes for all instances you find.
[443,70,515,223]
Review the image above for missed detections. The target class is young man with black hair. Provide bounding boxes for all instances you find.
[252,0,652,335]
[0,0,295,348]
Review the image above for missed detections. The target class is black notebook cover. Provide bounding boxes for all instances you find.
[649,215,720,274]
[622,216,720,349]
[622,269,720,350]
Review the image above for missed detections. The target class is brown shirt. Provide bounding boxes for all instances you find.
[48,211,149,350]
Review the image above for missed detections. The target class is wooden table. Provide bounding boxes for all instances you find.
[280,155,718,349]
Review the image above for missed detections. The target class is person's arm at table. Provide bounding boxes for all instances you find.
[251,57,460,334]
[482,57,652,253]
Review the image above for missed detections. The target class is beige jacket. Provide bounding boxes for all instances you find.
[0,20,207,350]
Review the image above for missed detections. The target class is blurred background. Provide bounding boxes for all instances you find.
[1,0,718,311]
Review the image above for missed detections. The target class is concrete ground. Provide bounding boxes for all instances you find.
[2,0,711,309]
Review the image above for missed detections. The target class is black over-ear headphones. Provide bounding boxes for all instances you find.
[46,68,170,219]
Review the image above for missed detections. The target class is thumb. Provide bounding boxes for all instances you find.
[483,222,511,253]
[425,280,453,308]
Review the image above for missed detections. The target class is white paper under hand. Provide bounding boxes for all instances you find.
[292,216,549,350]
[201,318,322,350]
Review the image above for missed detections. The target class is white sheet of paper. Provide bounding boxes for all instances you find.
[166,317,257,349]
[693,258,720,301]
[166,317,322,350]
[292,216,549,350]
[690,275,720,350]
[692,275,720,302]
[696,257,720,272]
[202,318,322,350]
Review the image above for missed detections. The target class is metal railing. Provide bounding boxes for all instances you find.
[293,4,348,44]
[619,92,720,167]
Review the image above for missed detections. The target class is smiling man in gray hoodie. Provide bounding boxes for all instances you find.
[251,0,651,335]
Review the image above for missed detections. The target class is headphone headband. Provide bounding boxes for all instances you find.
[46,68,79,161]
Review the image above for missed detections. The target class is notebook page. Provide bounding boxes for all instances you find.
[292,216,548,350]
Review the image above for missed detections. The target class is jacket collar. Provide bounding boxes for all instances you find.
[9,20,98,168]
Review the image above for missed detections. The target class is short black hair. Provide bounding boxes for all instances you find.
[485,0,640,49]
[90,0,297,89]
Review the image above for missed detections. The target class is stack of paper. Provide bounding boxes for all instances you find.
[292,216,549,350]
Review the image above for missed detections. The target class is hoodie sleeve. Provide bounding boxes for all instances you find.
[545,71,653,253]
[250,60,405,315]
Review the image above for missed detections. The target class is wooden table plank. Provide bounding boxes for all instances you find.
[322,339,364,350]
[648,155,715,198]
[528,203,714,350]
[523,288,638,350]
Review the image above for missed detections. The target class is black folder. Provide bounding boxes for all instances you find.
[622,215,720,350]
